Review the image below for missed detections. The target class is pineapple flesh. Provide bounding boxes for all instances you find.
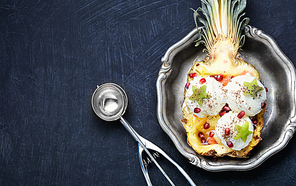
[182,0,267,158]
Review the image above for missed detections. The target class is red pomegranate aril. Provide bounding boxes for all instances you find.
[209,131,215,137]
[225,128,230,135]
[198,132,204,138]
[204,122,210,129]
[261,102,267,108]
[227,141,233,148]
[210,75,217,80]
[194,108,201,113]
[216,74,223,81]
[222,105,231,112]
[219,110,226,117]
[237,111,245,119]
[265,87,268,92]
[199,78,206,84]
[189,73,197,78]
[201,137,206,144]
[252,119,258,124]
[185,82,190,89]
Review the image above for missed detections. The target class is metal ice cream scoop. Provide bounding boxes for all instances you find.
[91,83,196,186]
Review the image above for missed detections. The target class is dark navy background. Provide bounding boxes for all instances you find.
[1,0,296,185]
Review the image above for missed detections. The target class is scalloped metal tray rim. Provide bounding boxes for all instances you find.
[156,25,296,172]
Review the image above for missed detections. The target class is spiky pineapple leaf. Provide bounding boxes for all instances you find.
[191,0,249,54]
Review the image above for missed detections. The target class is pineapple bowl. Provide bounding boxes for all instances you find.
[181,0,267,158]
[156,0,296,171]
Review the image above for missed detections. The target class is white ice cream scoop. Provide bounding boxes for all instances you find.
[225,74,266,116]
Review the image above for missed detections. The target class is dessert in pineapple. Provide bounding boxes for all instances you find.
[181,0,267,158]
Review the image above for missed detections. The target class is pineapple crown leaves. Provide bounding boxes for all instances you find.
[189,85,211,106]
[234,121,253,142]
[243,78,264,98]
[191,0,250,54]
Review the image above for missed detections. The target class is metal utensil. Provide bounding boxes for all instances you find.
[91,83,196,186]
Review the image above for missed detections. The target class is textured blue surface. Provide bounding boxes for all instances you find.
[1,0,296,185]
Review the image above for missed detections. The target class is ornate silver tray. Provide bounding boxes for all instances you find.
[156,25,296,171]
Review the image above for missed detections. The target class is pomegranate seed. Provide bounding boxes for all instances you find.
[198,132,204,138]
[252,119,258,124]
[216,74,223,81]
[189,73,197,78]
[201,137,206,143]
[210,75,217,80]
[219,110,226,117]
[199,78,206,84]
[261,102,267,108]
[213,156,217,159]
[265,87,268,92]
[209,131,215,137]
[194,108,201,113]
[225,128,230,135]
[204,122,210,129]
[231,76,235,79]
[185,82,190,89]
[227,141,233,148]
[237,111,245,119]
[222,105,231,112]
[210,74,223,81]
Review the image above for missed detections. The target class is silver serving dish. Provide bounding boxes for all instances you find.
[156,25,296,172]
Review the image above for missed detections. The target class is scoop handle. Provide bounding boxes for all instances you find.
[119,117,175,186]
[138,135,196,186]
